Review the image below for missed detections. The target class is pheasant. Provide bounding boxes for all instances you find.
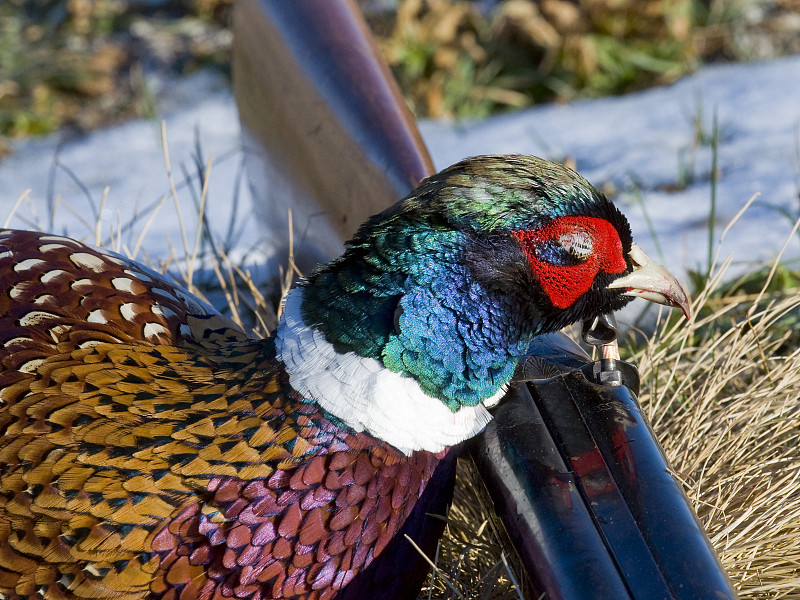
[0,155,689,600]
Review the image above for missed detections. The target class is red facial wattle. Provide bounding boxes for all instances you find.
[512,216,627,309]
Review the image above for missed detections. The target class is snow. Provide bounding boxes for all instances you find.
[2,56,799,286]
[0,72,260,267]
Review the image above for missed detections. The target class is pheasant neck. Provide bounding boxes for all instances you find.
[274,288,501,454]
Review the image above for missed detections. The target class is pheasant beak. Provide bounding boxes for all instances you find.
[608,244,692,320]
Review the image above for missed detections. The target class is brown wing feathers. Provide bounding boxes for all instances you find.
[0,230,441,600]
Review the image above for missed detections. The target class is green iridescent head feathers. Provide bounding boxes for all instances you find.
[300,155,635,409]
[360,154,628,236]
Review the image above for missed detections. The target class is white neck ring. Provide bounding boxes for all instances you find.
[274,288,500,454]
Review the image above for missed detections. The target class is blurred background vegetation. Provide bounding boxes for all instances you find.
[369,0,799,118]
[0,0,233,151]
[0,0,798,153]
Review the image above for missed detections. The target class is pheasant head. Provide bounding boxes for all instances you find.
[277,155,689,453]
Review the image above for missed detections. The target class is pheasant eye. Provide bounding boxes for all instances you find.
[558,230,594,260]
[534,239,582,266]
[533,229,593,267]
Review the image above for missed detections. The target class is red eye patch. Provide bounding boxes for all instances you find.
[512,216,626,309]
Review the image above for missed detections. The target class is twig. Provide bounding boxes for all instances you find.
[187,152,214,291]
[404,534,465,600]
[161,121,191,265]
[3,189,30,228]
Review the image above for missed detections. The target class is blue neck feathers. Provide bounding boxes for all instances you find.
[300,226,531,411]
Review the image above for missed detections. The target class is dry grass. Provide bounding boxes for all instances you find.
[419,458,525,600]
[630,269,800,598]
[4,127,280,338]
